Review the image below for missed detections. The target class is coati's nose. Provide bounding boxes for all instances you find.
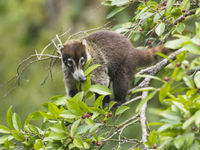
[79,76,86,82]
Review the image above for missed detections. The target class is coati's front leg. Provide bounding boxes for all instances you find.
[112,71,130,105]
[62,63,78,97]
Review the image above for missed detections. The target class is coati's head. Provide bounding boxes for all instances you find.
[61,40,88,82]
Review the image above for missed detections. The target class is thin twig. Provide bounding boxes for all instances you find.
[122,96,142,106]
[140,92,149,150]
[67,22,111,41]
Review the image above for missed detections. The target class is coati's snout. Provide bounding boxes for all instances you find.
[61,40,87,82]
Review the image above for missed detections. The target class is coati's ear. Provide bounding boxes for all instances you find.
[82,39,87,46]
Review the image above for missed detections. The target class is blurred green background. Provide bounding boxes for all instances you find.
[0,0,109,125]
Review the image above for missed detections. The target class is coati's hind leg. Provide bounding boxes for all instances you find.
[91,66,110,107]
[112,71,130,105]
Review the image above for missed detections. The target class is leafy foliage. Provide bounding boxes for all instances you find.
[0,61,130,150]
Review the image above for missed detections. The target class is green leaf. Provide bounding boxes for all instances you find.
[72,92,84,102]
[48,103,60,117]
[132,87,156,94]
[136,91,157,113]
[190,141,199,150]
[155,23,165,36]
[171,8,182,18]
[195,110,200,127]
[166,0,175,12]
[182,42,200,55]
[0,135,13,144]
[106,7,126,19]
[146,130,157,146]
[135,74,164,82]
[108,101,117,110]
[131,32,141,42]
[185,133,194,147]
[177,23,185,34]
[159,82,172,102]
[78,101,91,113]
[89,123,102,133]
[24,111,43,126]
[83,142,90,149]
[158,124,173,132]
[7,106,14,129]
[51,95,68,105]
[84,64,100,76]
[47,131,66,140]
[48,123,67,140]
[153,13,161,23]
[34,139,44,150]
[180,0,190,10]
[111,0,129,6]
[84,58,93,71]
[176,51,187,62]
[139,12,154,20]
[183,116,195,129]
[196,22,200,39]
[76,125,90,135]
[161,110,182,121]
[84,118,95,126]
[81,77,91,91]
[39,111,54,119]
[12,113,21,130]
[66,99,84,115]
[94,95,104,109]
[0,125,10,134]
[73,136,84,148]
[101,1,112,6]
[26,124,40,135]
[71,119,81,137]
[174,136,185,149]
[60,110,78,119]
[115,106,129,116]
[89,85,112,95]
[12,130,25,141]
[183,76,195,89]
[3,139,11,149]
[164,39,183,49]
[194,71,200,88]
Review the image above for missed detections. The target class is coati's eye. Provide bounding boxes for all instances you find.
[67,58,73,67]
[80,57,85,66]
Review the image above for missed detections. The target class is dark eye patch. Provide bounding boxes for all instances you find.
[62,55,75,72]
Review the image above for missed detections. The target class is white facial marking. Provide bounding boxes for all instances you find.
[72,67,85,81]
[67,58,75,67]
[82,39,91,61]
[79,57,85,66]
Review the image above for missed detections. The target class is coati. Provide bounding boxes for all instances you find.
[61,30,169,106]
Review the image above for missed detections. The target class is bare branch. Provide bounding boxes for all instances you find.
[67,22,112,41]
[122,96,142,106]
[140,92,149,150]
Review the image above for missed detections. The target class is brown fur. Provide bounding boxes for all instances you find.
[61,30,170,105]
[62,40,87,64]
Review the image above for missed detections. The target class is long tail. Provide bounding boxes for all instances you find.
[136,45,170,67]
